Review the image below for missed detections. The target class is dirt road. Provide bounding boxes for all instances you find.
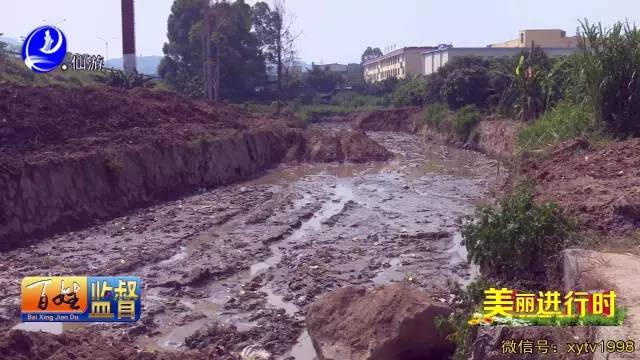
[0,124,503,359]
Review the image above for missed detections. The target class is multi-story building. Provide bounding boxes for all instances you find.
[490,29,578,48]
[363,46,435,83]
[422,46,578,76]
[422,29,578,76]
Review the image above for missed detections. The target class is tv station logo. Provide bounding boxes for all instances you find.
[21,276,141,322]
[22,25,104,73]
[22,25,67,73]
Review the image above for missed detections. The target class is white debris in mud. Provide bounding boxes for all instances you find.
[240,345,271,360]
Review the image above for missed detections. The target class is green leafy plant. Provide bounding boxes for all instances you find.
[330,92,389,108]
[96,69,151,89]
[497,48,553,121]
[441,63,490,110]
[423,102,449,129]
[462,185,576,284]
[296,104,353,123]
[391,76,427,107]
[453,105,482,142]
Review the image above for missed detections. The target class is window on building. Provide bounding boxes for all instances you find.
[520,33,524,44]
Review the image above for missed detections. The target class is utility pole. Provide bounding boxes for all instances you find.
[121,0,137,74]
[98,37,115,61]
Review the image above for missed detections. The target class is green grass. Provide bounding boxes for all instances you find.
[330,92,389,108]
[296,93,388,122]
[579,20,640,137]
[453,105,482,142]
[518,101,606,151]
[423,102,449,129]
[0,56,103,87]
[0,55,168,89]
[296,104,376,123]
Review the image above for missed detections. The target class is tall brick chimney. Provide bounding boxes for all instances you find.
[121,0,137,74]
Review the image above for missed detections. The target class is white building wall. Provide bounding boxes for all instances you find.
[422,47,577,76]
[424,55,433,76]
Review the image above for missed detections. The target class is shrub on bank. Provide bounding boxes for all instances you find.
[296,105,353,123]
[423,102,449,130]
[462,186,576,284]
[517,101,604,150]
[391,76,427,107]
[453,105,482,142]
[330,92,389,108]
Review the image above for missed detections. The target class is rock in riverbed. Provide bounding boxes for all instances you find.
[306,284,454,360]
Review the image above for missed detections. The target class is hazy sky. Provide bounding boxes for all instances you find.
[2,0,639,63]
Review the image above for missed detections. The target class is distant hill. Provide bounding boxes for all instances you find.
[105,55,163,75]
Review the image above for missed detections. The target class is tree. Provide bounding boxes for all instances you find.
[253,0,298,96]
[392,77,427,107]
[304,65,342,93]
[497,47,552,121]
[158,0,205,97]
[361,47,383,64]
[424,56,492,110]
[0,33,8,60]
[441,64,491,110]
[158,0,267,101]
[211,0,267,101]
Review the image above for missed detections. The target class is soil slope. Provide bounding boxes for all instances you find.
[0,85,391,249]
[521,138,640,235]
[0,85,259,160]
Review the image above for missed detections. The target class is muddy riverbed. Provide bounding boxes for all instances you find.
[0,126,504,359]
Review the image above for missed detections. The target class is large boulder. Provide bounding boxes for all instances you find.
[306,284,454,360]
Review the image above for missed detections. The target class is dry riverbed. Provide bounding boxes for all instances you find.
[0,125,504,360]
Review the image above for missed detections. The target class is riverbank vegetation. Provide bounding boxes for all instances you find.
[432,20,640,358]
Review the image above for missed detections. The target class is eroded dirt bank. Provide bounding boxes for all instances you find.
[521,138,640,236]
[354,107,521,159]
[0,85,390,249]
[0,124,503,359]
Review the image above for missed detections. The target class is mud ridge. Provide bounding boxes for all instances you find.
[352,107,520,159]
[0,90,391,250]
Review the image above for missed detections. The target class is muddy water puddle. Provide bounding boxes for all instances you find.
[1,129,502,359]
[136,179,359,354]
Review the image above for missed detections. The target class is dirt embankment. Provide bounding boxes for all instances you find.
[0,85,391,250]
[470,120,522,159]
[353,107,520,158]
[521,138,640,236]
[353,107,424,133]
